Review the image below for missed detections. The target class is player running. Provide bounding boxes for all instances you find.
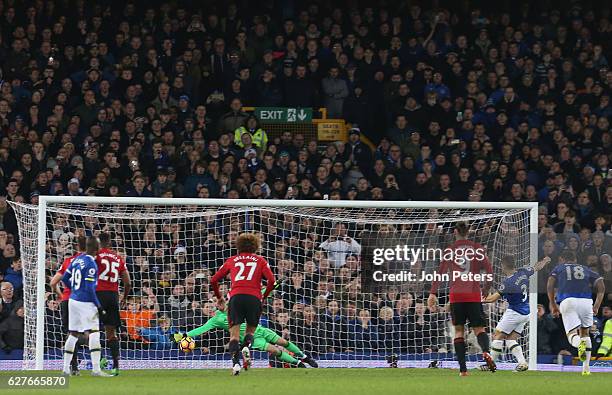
[210,233,276,376]
[482,255,551,372]
[95,232,131,376]
[172,307,318,368]
[61,237,112,377]
[428,222,495,376]
[50,236,87,375]
[547,250,605,376]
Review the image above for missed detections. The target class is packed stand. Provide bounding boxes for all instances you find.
[0,0,611,360]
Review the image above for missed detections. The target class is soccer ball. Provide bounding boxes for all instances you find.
[179,337,196,353]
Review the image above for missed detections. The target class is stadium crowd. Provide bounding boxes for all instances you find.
[0,0,611,362]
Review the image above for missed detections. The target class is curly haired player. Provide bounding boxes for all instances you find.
[210,233,276,376]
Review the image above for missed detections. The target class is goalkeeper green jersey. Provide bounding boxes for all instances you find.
[185,310,306,359]
[186,310,275,344]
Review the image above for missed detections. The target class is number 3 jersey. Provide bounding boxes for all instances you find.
[498,267,534,315]
[95,248,127,292]
[211,253,276,300]
[62,254,101,305]
[550,263,601,304]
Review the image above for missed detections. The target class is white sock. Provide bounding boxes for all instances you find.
[507,340,526,364]
[63,335,78,373]
[89,331,102,372]
[582,337,592,372]
[491,339,504,361]
[569,333,581,348]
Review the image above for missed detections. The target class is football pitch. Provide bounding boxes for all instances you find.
[1,369,610,395]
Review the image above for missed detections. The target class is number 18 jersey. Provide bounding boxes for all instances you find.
[95,248,127,292]
[550,263,601,303]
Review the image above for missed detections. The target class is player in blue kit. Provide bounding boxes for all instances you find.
[548,250,605,376]
[482,255,551,371]
[61,237,112,377]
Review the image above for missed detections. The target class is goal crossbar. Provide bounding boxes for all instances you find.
[38,196,539,210]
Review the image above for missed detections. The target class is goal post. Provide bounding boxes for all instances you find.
[10,196,539,371]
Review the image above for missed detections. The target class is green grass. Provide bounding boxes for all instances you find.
[1,369,610,395]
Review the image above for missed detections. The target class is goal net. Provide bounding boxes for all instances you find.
[9,198,537,370]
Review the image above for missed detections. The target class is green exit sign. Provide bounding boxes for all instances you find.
[254,107,313,123]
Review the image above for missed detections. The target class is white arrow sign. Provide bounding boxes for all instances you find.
[297,109,307,121]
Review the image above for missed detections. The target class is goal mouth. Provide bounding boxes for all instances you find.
[8,197,539,370]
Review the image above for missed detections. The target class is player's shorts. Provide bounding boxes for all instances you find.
[252,327,281,351]
[559,297,593,331]
[228,294,262,327]
[450,302,486,327]
[96,291,121,327]
[68,299,99,333]
[60,300,70,333]
[496,309,529,335]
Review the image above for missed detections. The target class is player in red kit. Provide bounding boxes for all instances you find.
[427,222,496,376]
[210,233,276,376]
[95,232,131,376]
[50,236,87,375]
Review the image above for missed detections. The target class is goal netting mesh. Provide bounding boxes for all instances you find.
[9,200,534,369]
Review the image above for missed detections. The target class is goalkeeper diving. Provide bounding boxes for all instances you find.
[173,282,318,369]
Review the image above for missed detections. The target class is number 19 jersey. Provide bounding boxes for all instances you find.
[63,254,100,305]
[95,248,127,292]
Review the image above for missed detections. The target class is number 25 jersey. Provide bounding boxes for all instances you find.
[95,248,127,292]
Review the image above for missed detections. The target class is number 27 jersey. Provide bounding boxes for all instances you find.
[95,248,127,292]
[211,253,275,300]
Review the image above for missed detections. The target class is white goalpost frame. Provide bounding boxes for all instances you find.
[33,196,539,371]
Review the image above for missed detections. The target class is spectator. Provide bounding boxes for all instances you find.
[126,176,154,198]
[295,305,326,356]
[537,304,558,355]
[377,306,400,355]
[319,224,361,268]
[321,66,349,118]
[234,115,269,151]
[138,316,175,350]
[0,282,18,322]
[0,301,24,353]
[351,309,379,352]
[218,99,249,135]
[4,257,22,293]
[321,299,348,353]
[120,296,158,346]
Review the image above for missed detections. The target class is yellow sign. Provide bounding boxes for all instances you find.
[316,121,347,141]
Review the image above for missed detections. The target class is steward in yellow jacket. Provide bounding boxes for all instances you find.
[234,115,268,151]
[597,318,611,357]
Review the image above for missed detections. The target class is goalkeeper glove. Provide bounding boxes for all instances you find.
[172,332,187,343]
[260,279,286,297]
[273,279,284,290]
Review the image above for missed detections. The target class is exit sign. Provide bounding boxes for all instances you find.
[254,107,313,123]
